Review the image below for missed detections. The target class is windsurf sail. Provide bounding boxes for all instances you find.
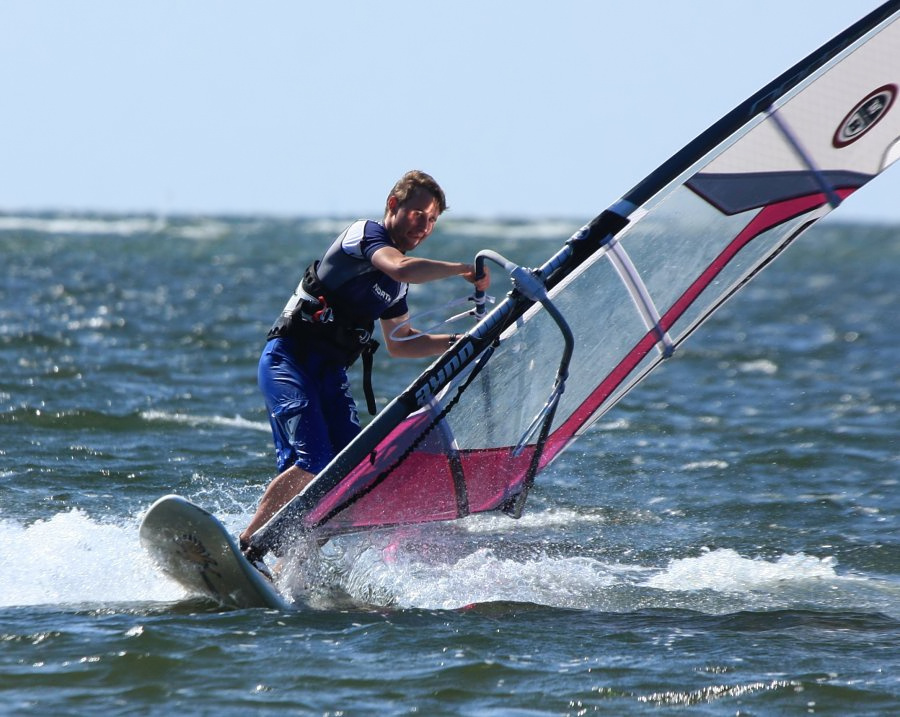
[251,1,900,552]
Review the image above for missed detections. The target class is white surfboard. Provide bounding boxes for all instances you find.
[140,494,289,610]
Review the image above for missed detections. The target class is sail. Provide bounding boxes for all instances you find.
[251,1,900,551]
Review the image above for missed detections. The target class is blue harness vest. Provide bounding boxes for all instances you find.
[265,220,409,415]
[267,260,380,414]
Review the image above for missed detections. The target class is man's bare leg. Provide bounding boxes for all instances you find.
[240,464,316,549]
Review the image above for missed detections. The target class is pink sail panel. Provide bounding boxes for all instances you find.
[302,409,448,529]
[305,412,538,534]
[458,447,535,510]
[310,450,460,533]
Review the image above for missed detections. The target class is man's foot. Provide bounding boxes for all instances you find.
[247,554,274,581]
[240,538,274,582]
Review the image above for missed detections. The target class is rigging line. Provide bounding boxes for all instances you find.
[511,291,573,457]
[473,249,576,457]
[513,383,563,457]
[767,106,843,209]
[389,294,496,342]
[313,344,498,529]
[606,238,675,358]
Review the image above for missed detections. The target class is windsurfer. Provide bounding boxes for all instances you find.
[239,170,490,568]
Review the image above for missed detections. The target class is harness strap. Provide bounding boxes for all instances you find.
[361,340,379,415]
[269,260,383,415]
[302,261,381,415]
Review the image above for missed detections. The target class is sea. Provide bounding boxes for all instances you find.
[0,211,897,715]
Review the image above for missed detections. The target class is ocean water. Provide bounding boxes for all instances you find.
[0,213,897,715]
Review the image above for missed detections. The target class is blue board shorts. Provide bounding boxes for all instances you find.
[258,337,361,474]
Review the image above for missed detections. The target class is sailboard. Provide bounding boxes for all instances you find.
[140,495,289,610]
[247,2,900,556]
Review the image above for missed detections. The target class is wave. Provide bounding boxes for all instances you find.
[0,509,183,608]
[140,410,269,432]
[0,214,166,236]
[293,522,900,616]
[0,211,590,244]
[0,407,268,433]
[0,213,240,241]
[3,501,896,618]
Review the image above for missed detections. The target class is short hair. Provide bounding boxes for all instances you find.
[385,170,448,215]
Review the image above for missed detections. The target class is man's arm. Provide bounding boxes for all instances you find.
[380,313,458,358]
[370,245,488,288]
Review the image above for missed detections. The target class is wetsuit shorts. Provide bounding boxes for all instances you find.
[258,337,362,474]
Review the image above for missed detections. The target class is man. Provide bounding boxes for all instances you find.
[240,170,489,567]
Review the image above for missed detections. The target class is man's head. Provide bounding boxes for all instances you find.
[383,170,447,252]
[385,170,447,215]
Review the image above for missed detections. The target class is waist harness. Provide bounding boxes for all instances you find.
[267,261,380,415]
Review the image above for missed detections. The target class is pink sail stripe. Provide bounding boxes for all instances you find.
[540,188,856,466]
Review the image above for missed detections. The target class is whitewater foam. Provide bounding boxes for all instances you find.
[306,531,890,614]
[643,547,838,592]
[0,509,183,608]
[140,410,269,432]
[5,507,893,617]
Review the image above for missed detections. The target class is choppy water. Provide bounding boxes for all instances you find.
[0,213,897,715]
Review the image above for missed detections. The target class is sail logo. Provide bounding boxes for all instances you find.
[414,340,475,405]
[833,84,897,148]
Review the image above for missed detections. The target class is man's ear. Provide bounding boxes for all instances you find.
[386,195,398,214]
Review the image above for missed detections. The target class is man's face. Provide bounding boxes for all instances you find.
[386,189,441,252]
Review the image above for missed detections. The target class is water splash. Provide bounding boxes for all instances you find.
[299,521,897,616]
[643,547,837,592]
[0,509,183,608]
[3,506,896,618]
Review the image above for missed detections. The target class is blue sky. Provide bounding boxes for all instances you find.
[2,1,896,222]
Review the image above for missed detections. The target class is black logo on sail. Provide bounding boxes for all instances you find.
[833,84,897,148]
